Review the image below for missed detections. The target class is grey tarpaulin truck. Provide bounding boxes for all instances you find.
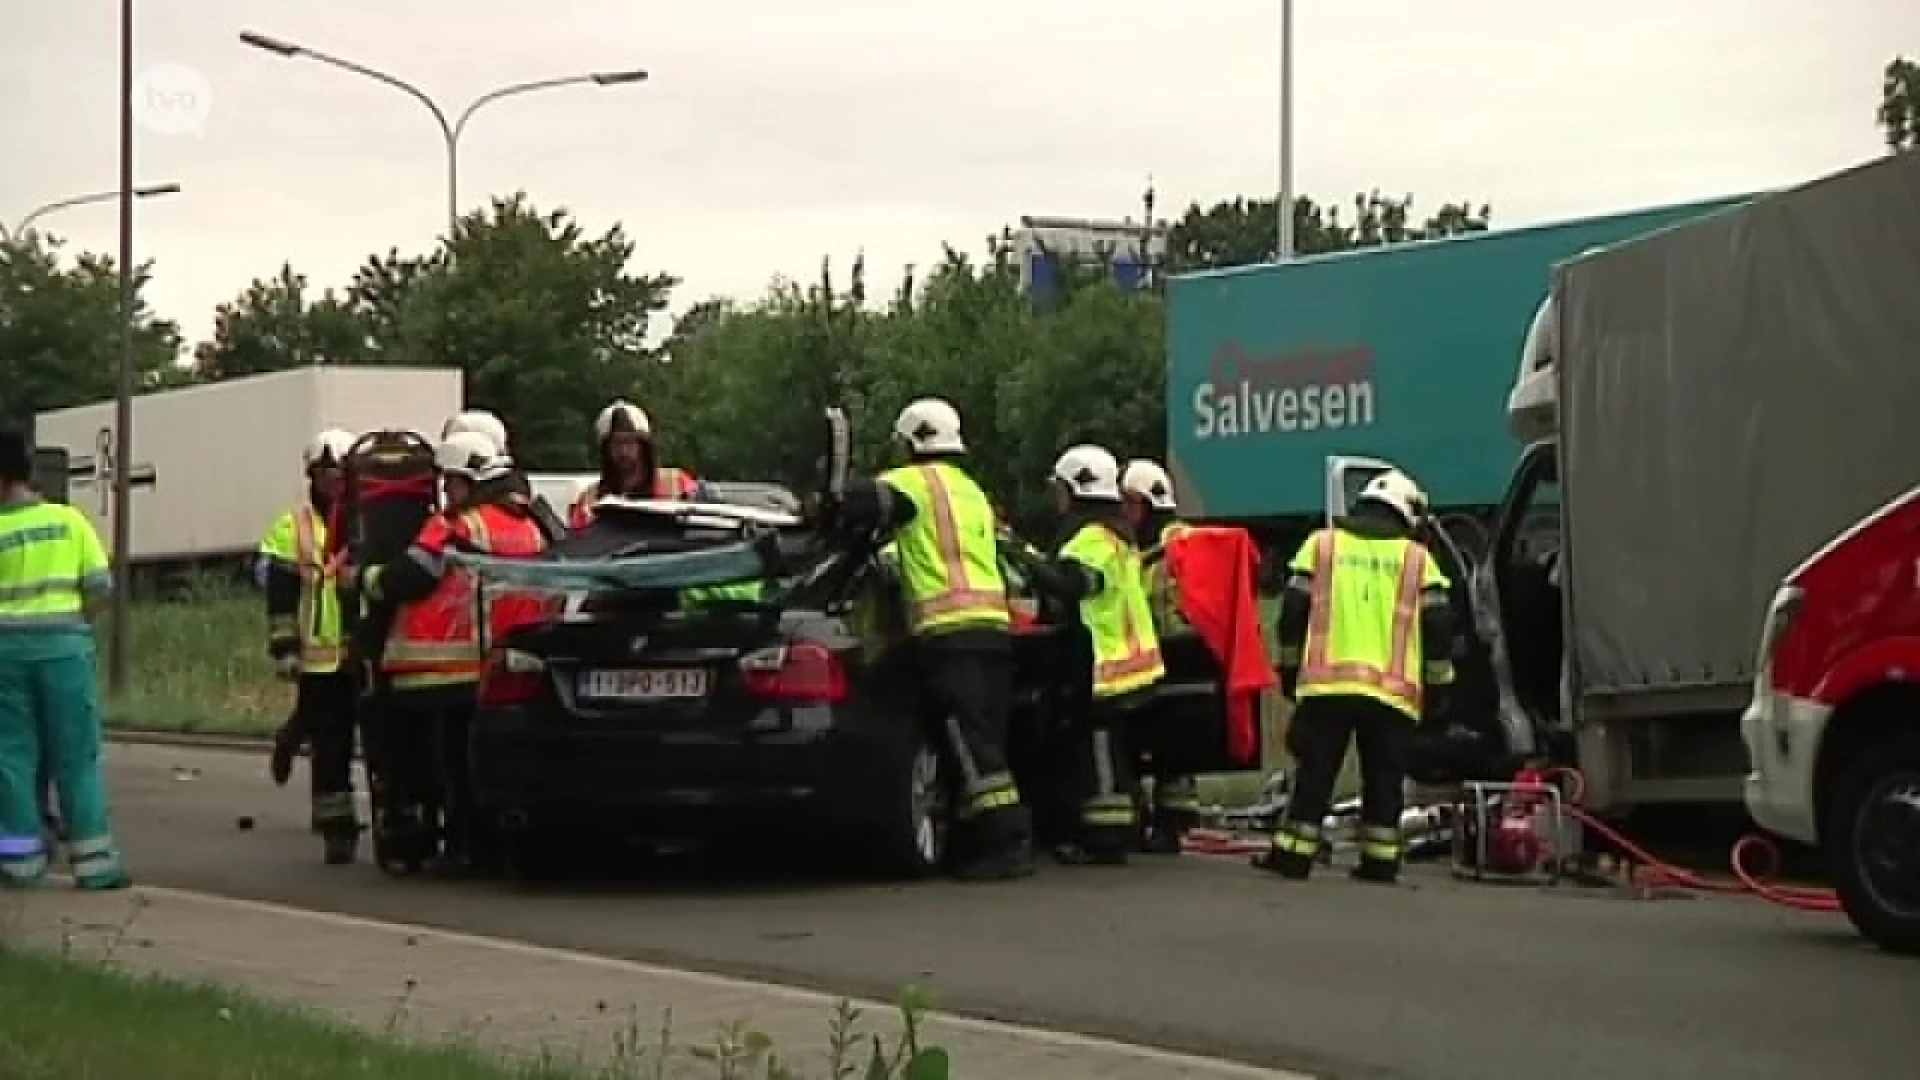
[1358,150,1920,813]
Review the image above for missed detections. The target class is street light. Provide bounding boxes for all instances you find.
[1274,0,1290,259]
[238,30,648,234]
[3,183,180,242]
[109,0,138,694]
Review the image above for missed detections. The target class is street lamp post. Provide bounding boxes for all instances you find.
[2,183,180,243]
[237,30,648,235]
[109,0,137,694]
[1276,0,1295,260]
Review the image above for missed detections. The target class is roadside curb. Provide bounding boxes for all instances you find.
[107,730,272,753]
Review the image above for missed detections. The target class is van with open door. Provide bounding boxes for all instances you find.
[1446,149,1920,814]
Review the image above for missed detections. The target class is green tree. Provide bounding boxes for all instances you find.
[1163,191,1492,272]
[192,263,371,380]
[1880,55,1919,152]
[389,194,678,470]
[0,235,183,429]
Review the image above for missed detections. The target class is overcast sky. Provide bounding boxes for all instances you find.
[2,1,1909,346]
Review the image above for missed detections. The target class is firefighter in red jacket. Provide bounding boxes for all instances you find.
[568,400,709,529]
[1120,458,1202,854]
[357,431,547,872]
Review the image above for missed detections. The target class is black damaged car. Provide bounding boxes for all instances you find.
[460,492,1266,880]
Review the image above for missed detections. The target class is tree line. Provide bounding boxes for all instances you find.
[3,58,1910,526]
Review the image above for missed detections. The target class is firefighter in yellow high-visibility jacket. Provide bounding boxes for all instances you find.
[1255,468,1456,884]
[258,429,359,864]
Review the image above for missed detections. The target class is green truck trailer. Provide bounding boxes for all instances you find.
[1164,195,1751,523]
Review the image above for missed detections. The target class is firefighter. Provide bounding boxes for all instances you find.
[258,428,361,863]
[1120,457,1201,854]
[820,397,1035,881]
[1005,445,1165,866]
[443,411,561,540]
[568,400,709,529]
[0,428,130,890]
[1255,468,1455,884]
[356,431,547,872]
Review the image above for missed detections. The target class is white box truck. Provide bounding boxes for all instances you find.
[34,366,464,569]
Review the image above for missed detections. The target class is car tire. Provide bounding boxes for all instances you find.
[869,725,952,881]
[1828,730,1920,956]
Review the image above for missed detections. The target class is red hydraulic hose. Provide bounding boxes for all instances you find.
[1181,769,1843,914]
[1540,767,1841,913]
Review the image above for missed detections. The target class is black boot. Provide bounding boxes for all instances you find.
[1350,857,1399,885]
[1252,846,1314,880]
[322,823,360,866]
[954,807,1037,882]
[270,722,304,788]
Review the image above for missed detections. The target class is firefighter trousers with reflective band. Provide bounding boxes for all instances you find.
[921,639,1029,860]
[300,670,360,833]
[1269,694,1411,879]
[0,633,128,889]
[1071,691,1145,858]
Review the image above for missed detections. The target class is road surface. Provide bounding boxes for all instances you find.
[105,742,1918,1080]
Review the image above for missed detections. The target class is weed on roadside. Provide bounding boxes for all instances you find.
[0,888,953,1079]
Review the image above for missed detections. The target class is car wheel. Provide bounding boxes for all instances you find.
[871,728,951,880]
[1830,731,1920,955]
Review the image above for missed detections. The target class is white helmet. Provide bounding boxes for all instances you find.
[435,430,512,482]
[892,398,965,455]
[1120,458,1177,511]
[1358,469,1428,525]
[442,410,509,454]
[302,428,355,469]
[594,400,652,442]
[1051,444,1122,502]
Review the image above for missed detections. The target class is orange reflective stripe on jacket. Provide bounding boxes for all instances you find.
[908,465,1007,626]
[289,508,343,670]
[1299,529,1428,716]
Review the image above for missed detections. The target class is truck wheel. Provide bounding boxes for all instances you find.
[1829,731,1920,955]
[870,727,951,880]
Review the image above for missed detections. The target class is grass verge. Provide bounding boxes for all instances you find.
[0,943,954,1080]
[0,944,576,1080]
[103,583,287,736]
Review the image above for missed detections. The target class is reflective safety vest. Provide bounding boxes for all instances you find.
[878,461,1010,636]
[258,506,345,674]
[384,503,547,691]
[1290,527,1450,719]
[568,467,700,529]
[1144,520,1193,634]
[1060,521,1164,698]
[0,498,109,633]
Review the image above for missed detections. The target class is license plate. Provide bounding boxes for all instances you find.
[577,667,711,701]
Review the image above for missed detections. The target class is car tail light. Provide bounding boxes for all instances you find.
[740,642,848,705]
[478,646,547,706]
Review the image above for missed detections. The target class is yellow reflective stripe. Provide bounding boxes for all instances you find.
[1271,826,1320,855]
[907,465,1010,631]
[1299,532,1429,717]
[1360,825,1402,861]
[1087,526,1164,697]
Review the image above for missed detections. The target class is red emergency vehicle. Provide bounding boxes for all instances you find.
[1744,485,1920,955]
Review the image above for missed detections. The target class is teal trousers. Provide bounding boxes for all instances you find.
[0,631,128,889]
